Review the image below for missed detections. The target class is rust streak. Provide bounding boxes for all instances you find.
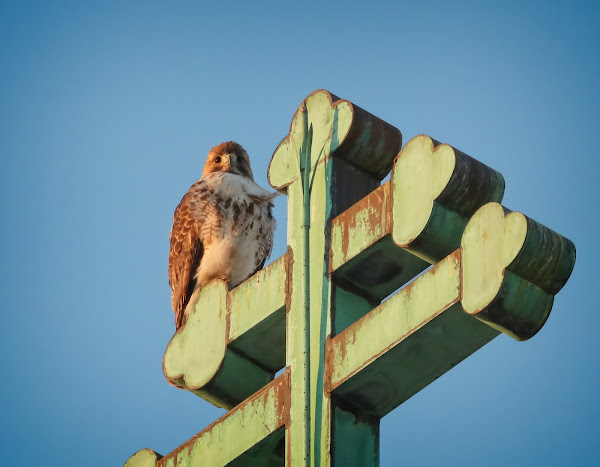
[285,246,293,315]
[226,252,288,344]
[330,181,391,272]
[157,371,290,464]
[324,336,333,395]
[328,250,461,391]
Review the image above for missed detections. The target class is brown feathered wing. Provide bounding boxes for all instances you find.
[168,180,209,329]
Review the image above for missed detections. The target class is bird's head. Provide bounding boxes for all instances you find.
[202,141,254,180]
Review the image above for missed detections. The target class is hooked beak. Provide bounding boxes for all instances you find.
[224,154,238,174]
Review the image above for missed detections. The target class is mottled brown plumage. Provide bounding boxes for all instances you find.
[169,142,276,329]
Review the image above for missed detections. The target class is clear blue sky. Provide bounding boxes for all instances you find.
[1,1,598,465]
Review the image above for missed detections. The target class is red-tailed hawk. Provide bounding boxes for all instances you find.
[169,142,276,329]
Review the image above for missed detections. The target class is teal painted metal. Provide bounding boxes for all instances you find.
[299,112,313,467]
[125,449,162,467]
[161,372,289,466]
[313,139,335,467]
[162,257,288,409]
[333,405,379,465]
[126,90,575,467]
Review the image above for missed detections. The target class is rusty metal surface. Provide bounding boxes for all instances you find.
[330,96,402,180]
[228,253,288,372]
[267,90,401,466]
[268,90,402,191]
[330,182,391,272]
[330,181,429,301]
[129,90,576,467]
[157,370,290,467]
[328,251,499,417]
[462,202,576,340]
[327,194,576,416]
[162,255,289,409]
[229,253,288,340]
[391,135,505,263]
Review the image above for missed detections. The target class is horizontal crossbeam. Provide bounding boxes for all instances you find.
[149,371,289,467]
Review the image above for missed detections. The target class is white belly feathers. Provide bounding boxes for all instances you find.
[192,172,275,289]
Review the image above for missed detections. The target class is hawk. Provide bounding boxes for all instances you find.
[169,141,276,329]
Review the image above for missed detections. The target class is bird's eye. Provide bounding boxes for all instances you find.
[214,156,222,163]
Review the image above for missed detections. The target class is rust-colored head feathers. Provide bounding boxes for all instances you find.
[202,141,254,180]
[170,140,275,329]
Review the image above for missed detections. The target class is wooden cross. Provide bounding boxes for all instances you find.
[126,90,575,467]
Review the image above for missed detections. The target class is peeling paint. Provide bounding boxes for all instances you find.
[156,371,290,467]
[129,92,575,467]
[330,182,391,272]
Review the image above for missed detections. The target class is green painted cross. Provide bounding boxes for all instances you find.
[126,90,575,467]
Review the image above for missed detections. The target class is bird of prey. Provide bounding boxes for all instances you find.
[168,141,276,329]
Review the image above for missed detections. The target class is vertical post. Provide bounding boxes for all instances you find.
[270,90,400,466]
[311,155,381,466]
[299,108,313,466]
[126,89,575,467]
[332,404,379,466]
